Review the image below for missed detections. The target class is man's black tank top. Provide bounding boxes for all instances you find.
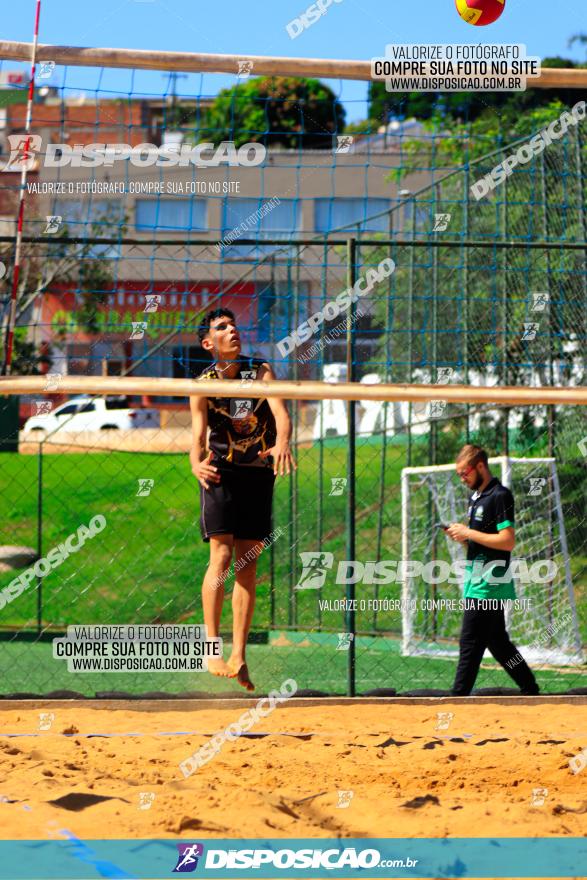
[197,356,277,467]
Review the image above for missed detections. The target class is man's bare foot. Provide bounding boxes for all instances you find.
[207,657,231,678]
[227,658,255,691]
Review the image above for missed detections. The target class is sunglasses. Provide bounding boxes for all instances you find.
[456,463,477,479]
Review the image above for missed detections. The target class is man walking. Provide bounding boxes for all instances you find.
[446,444,539,696]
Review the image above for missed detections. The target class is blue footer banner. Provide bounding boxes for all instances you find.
[0,837,585,879]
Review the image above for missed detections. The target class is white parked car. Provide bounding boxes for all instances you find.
[23,396,160,433]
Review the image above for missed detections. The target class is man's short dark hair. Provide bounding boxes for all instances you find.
[198,308,235,344]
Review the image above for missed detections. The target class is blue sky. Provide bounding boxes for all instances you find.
[4,0,586,121]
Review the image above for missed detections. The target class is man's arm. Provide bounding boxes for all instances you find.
[257,362,296,476]
[446,523,515,552]
[189,396,220,489]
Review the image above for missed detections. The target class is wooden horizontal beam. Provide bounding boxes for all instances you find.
[1,376,586,406]
[0,40,586,87]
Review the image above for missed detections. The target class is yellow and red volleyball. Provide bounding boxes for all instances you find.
[455,0,506,26]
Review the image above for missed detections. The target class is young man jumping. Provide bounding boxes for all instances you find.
[446,444,539,696]
[190,308,295,691]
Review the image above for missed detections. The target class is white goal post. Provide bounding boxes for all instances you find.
[401,457,584,666]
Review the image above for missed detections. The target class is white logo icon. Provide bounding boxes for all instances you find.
[39,712,55,731]
[43,215,62,235]
[531,293,549,312]
[137,479,155,497]
[44,372,62,391]
[336,633,354,651]
[522,322,539,341]
[239,370,256,388]
[237,60,253,78]
[129,321,148,340]
[3,134,43,172]
[329,477,347,496]
[436,367,455,383]
[428,400,446,419]
[337,790,354,809]
[435,711,454,731]
[335,135,354,154]
[230,399,253,420]
[38,61,56,80]
[530,787,548,807]
[295,552,334,590]
[138,792,155,810]
[569,748,587,774]
[33,400,52,416]
[527,477,547,496]
[433,213,451,232]
[143,294,161,313]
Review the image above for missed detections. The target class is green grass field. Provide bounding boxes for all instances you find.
[1,442,585,696]
[0,632,582,698]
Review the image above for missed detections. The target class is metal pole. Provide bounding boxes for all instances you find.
[36,440,43,634]
[291,245,301,629]
[502,176,510,456]
[345,237,357,697]
[429,214,439,639]
[2,0,42,375]
[463,161,470,442]
[540,152,555,456]
[407,201,416,466]
[374,235,394,632]
[269,261,276,629]
[540,152,555,632]
[317,240,329,631]
[287,256,295,627]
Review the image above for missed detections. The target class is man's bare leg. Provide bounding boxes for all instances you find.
[202,534,233,677]
[226,539,262,690]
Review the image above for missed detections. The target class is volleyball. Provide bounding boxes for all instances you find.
[455,0,506,25]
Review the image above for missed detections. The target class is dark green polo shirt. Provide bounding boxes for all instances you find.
[464,477,516,600]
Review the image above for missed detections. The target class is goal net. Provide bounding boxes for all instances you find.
[401,456,584,666]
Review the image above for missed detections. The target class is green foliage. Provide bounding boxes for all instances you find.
[0,207,127,372]
[8,331,51,375]
[349,95,587,399]
[196,76,346,149]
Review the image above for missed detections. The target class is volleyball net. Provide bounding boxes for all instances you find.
[0,41,585,696]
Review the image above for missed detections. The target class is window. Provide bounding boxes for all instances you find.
[222,198,300,238]
[105,397,130,410]
[52,199,125,258]
[135,199,207,231]
[53,199,126,228]
[314,198,392,233]
[56,404,80,416]
[220,198,301,258]
[78,402,96,413]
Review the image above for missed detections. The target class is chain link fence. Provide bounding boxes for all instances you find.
[1,93,586,697]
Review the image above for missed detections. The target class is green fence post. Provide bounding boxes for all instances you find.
[36,441,43,635]
[346,237,357,697]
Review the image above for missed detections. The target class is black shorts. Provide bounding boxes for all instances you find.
[199,464,275,543]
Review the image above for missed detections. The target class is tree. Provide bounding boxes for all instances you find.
[0,208,127,374]
[197,76,346,149]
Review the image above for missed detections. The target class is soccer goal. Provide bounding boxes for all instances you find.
[400,457,583,666]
